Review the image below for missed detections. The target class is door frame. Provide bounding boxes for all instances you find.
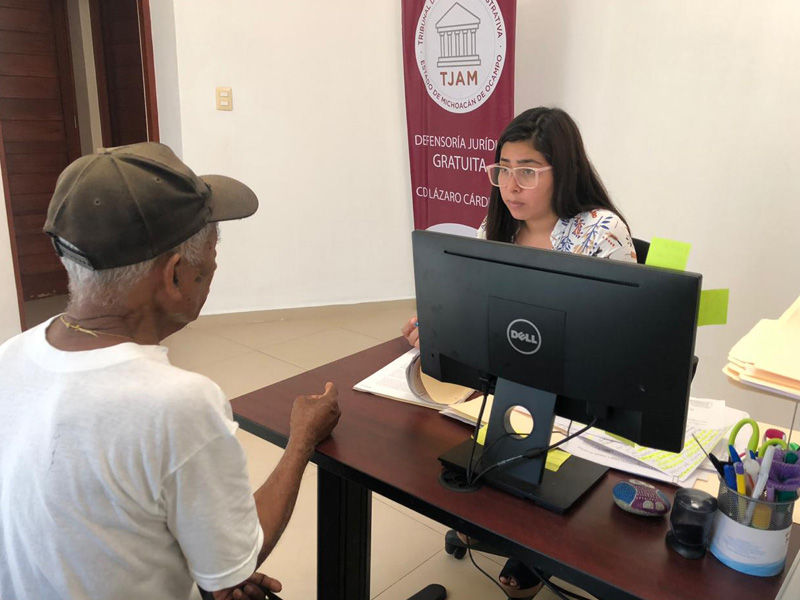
[137,0,159,142]
[0,119,25,332]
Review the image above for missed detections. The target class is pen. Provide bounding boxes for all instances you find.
[729,444,742,464]
[745,445,777,525]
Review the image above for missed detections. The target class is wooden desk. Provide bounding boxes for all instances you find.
[231,337,800,600]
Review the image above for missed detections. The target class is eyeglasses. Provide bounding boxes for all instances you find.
[485,164,553,189]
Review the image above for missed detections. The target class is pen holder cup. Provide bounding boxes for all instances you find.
[709,479,795,577]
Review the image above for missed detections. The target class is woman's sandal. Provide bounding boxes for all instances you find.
[498,558,545,600]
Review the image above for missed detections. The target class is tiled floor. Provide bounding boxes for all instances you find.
[177,300,585,600]
[23,295,584,599]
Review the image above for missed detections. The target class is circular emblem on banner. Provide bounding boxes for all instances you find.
[507,319,542,355]
[415,0,507,114]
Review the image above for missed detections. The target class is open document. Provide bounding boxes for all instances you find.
[442,395,746,486]
[353,349,473,409]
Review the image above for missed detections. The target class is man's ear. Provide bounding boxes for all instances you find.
[161,253,183,301]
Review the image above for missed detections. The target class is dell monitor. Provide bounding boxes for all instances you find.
[412,230,701,512]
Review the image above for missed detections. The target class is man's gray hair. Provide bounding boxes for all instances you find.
[60,223,219,308]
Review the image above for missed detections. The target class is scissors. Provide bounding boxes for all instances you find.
[729,418,788,458]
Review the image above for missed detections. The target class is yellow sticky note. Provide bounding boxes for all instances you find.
[698,289,729,326]
[473,429,571,471]
[645,237,692,271]
[545,449,571,472]
[474,423,488,446]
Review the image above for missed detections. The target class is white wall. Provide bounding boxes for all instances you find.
[514,0,800,428]
[151,0,800,428]
[167,0,414,314]
[0,163,21,342]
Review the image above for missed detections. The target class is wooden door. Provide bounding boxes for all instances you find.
[92,0,148,146]
[0,0,80,301]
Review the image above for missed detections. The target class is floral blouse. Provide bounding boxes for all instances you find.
[477,208,636,263]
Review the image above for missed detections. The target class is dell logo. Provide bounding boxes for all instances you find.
[510,330,537,343]
[507,319,542,355]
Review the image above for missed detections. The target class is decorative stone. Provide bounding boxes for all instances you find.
[612,479,671,516]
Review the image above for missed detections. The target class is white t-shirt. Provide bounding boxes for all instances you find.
[477,208,637,262]
[0,319,263,600]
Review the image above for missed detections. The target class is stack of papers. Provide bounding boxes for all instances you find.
[724,294,800,401]
[562,397,747,485]
[353,349,473,409]
[443,395,746,486]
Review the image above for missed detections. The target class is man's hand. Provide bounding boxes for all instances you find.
[250,383,340,569]
[401,315,420,349]
[211,573,282,600]
[289,382,341,453]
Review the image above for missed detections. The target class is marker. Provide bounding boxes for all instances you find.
[745,445,777,525]
[723,464,736,491]
[734,462,746,495]
[763,428,787,444]
[729,444,742,464]
[742,457,759,494]
[752,494,772,530]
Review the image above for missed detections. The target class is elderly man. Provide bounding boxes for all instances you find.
[0,143,341,600]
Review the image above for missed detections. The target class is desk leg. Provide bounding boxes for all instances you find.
[317,470,371,600]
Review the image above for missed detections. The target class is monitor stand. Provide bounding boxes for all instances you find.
[438,378,608,514]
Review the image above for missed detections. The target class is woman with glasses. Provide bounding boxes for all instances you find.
[401,107,635,599]
[478,106,634,260]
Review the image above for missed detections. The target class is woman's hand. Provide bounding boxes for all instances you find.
[401,316,420,349]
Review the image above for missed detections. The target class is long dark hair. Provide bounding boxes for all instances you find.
[485,107,627,243]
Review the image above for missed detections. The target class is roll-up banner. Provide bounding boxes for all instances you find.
[402,0,516,235]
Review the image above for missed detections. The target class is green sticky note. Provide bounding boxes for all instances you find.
[645,237,692,271]
[698,289,729,326]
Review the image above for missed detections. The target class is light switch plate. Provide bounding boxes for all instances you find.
[216,87,233,111]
